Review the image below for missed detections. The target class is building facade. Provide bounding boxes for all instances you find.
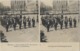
[11,0,37,13]
[11,0,26,11]
[26,1,37,13]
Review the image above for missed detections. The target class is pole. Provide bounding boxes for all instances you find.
[78,0,80,23]
[20,5,22,18]
[36,0,39,22]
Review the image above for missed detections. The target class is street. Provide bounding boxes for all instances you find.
[40,14,80,42]
[40,22,80,42]
[0,23,39,42]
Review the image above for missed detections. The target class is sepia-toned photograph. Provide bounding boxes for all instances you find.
[0,0,39,42]
[40,0,80,42]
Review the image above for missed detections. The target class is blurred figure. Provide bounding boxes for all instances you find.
[19,16,22,29]
[27,17,31,28]
[54,18,58,30]
[73,18,77,28]
[40,30,47,42]
[32,17,35,27]
[41,16,44,25]
[69,17,72,28]
[23,16,27,29]
[64,16,68,29]
[0,30,8,42]
[52,17,55,27]
[6,18,9,32]
[47,20,50,32]
[60,17,63,29]
[13,18,16,30]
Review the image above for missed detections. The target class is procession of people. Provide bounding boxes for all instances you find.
[0,15,36,32]
[41,15,77,32]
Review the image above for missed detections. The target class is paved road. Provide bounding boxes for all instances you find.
[40,22,80,42]
[40,14,80,42]
[0,23,39,42]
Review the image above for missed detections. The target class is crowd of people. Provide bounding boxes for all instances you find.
[41,15,77,32]
[0,15,36,32]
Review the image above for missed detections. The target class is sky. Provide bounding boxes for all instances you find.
[40,0,53,6]
[0,0,10,6]
[0,0,79,7]
[40,0,79,7]
[0,0,36,6]
[0,0,53,7]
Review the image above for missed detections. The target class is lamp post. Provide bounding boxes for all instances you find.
[36,0,39,22]
[20,5,22,18]
[78,0,80,22]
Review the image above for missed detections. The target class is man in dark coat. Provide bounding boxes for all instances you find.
[73,18,77,28]
[64,16,68,29]
[60,16,63,29]
[69,17,72,28]
[23,16,27,29]
[52,17,55,27]
[32,17,35,27]
[27,17,31,28]
[19,16,22,29]
[54,18,58,30]
[47,20,50,32]
[13,18,16,30]
[6,18,9,32]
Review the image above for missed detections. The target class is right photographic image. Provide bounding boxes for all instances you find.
[40,0,80,42]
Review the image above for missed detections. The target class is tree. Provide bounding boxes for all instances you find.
[0,3,11,15]
[40,2,52,15]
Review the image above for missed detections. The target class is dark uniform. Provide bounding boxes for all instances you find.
[13,18,16,30]
[54,18,58,30]
[6,19,9,32]
[49,19,53,27]
[15,16,18,25]
[64,17,68,29]
[28,17,31,28]
[73,18,77,27]
[60,16,63,29]
[52,17,55,27]
[23,17,27,29]
[19,17,22,29]
[32,17,35,27]
[47,20,50,32]
[69,17,72,28]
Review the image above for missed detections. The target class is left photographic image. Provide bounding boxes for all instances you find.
[0,0,39,42]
